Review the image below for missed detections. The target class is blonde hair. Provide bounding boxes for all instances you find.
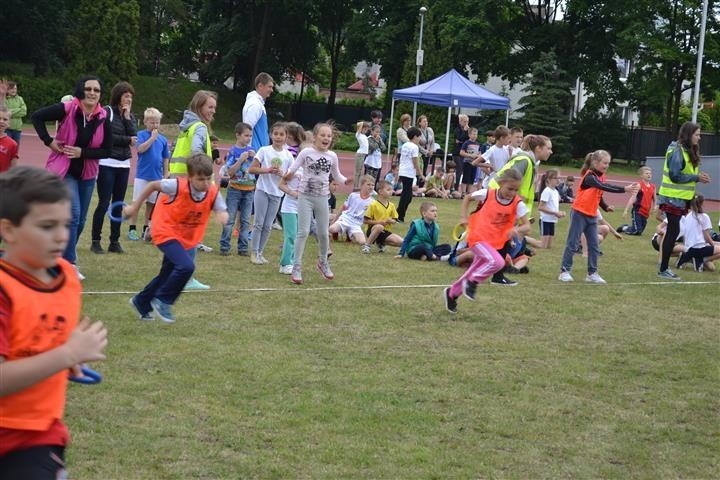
[521,134,550,152]
[360,174,375,186]
[144,107,163,121]
[581,150,611,174]
[400,113,412,126]
[420,201,437,214]
[188,90,218,122]
[638,166,651,175]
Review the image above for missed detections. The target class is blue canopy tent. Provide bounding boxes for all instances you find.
[388,69,510,167]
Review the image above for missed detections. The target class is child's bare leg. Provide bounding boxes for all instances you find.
[352,231,366,245]
[541,235,551,249]
[143,202,154,229]
[385,234,404,246]
[366,224,384,245]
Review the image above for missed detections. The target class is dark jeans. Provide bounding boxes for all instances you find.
[64,176,96,264]
[91,165,130,243]
[396,175,415,221]
[135,240,195,309]
[6,128,22,145]
[0,445,66,480]
[624,209,648,235]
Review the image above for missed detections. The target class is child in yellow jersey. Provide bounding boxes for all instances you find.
[363,180,404,253]
[0,166,107,478]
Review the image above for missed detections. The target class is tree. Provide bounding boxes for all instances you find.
[66,0,140,82]
[517,51,574,161]
[137,0,187,75]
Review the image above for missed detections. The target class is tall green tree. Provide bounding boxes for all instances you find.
[517,51,574,161]
[137,0,187,75]
[0,0,74,74]
[66,0,140,82]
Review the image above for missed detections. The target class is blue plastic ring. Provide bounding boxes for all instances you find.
[69,365,103,385]
[107,201,128,223]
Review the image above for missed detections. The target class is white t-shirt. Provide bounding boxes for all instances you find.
[539,187,560,223]
[680,212,712,250]
[286,147,347,197]
[364,148,382,169]
[399,141,420,178]
[470,188,529,219]
[356,132,369,155]
[338,191,375,226]
[254,145,293,197]
[281,167,302,214]
[481,144,512,173]
[158,178,227,211]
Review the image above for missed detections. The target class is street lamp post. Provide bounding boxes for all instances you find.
[691,0,709,123]
[412,6,427,124]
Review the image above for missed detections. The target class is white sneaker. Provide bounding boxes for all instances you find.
[558,271,574,282]
[258,254,269,265]
[361,244,371,254]
[251,253,264,265]
[73,265,86,281]
[585,272,607,284]
[197,243,213,253]
[279,265,293,274]
[272,221,283,231]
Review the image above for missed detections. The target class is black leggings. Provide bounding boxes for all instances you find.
[91,165,130,242]
[0,445,66,480]
[660,212,682,271]
[396,176,415,221]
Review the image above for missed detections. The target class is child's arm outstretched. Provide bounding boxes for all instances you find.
[123,181,164,218]
[395,223,417,258]
[0,317,107,396]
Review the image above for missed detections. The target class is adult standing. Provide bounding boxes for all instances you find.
[168,89,217,290]
[0,80,26,146]
[31,76,112,278]
[242,72,274,153]
[417,115,435,177]
[453,114,470,190]
[90,81,137,254]
[657,121,711,280]
[394,113,412,167]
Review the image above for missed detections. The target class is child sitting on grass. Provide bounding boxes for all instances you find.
[329,175,375,248]
[424,166,449,199]
[363,180,404,253]
[396,202,451,261]
[0,166,107,478]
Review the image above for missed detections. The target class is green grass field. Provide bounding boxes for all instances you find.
[65,191,718,479]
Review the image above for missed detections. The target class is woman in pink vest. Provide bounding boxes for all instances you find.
[31,76,112,279]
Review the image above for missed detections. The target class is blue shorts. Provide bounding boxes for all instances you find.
[540,220,556,236]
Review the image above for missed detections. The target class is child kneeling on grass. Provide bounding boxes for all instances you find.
[124,154,228,323]
[396,201,451,261]
[0,166,107,478]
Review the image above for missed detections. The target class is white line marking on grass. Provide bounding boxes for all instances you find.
[83,280,720,295]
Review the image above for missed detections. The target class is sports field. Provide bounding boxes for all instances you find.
[11,129,720,478]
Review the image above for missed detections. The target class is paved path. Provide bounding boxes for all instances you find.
[13,127,719,212]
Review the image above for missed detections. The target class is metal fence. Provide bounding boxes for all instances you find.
[621,126,720,161]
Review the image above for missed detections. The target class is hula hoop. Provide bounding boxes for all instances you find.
[107,201,128,223]
[451,223,466,242]
[69,365,103,385]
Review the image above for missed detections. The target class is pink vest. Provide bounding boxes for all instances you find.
[46,98,107,180]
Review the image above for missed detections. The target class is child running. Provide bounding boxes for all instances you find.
[537,169,566,248]
[444,169,530,313]
[283,123,351,284]
[558,150,638,284]
[617,166,655,235]
[363,180,404,253]
[0,166,107,478]
[124,154,228,323]
[128,107,170,241]
[220,122,255,256]
[248,122,293,265]
[329,174,375,249]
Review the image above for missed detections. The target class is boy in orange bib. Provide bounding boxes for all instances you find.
[124,154,229,323]
[0,166,107,478]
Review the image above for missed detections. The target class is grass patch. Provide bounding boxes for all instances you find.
[64,190,719,479]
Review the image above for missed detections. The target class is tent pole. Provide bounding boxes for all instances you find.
[505,109,509,126]
[387,99,396,171]
[443,106,451,170]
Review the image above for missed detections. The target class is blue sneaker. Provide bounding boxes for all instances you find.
[184,278,210,290]
[129,296,153,321]
[150,298,176,323]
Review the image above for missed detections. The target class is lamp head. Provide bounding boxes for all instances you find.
[419,6,427,14]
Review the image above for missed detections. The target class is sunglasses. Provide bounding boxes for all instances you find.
[84,87,101,93]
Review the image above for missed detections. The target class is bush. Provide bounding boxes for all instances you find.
[571,111,626,158]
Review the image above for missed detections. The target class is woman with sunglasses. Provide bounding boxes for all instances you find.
[31,76,113,280]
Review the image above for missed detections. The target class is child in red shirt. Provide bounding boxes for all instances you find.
[618,165,656,235]
[0,166,107,478]
[0,106,19,172]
